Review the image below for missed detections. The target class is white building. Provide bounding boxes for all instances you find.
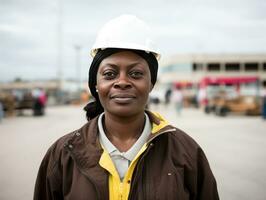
[159,53,266,87]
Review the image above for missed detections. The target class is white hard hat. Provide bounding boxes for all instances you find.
[90,14,160,60]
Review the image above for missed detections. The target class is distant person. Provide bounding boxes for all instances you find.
[0,101,4,122]
[172,86,183,115]
[32,88,47,116]
[262,87,266,119]
[164,87,172,105]
[34,15,219,200]
[197,87,207,108]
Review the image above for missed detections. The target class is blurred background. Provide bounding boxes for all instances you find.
[0,0,266,199]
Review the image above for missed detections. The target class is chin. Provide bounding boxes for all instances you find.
[108,107,145,117]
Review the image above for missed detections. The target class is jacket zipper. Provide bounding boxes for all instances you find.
[128,144,152,200]
[128,128,176,200]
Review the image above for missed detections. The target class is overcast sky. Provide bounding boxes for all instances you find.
[1,0,266,82]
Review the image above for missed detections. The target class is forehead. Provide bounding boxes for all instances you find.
[99,51,149,68]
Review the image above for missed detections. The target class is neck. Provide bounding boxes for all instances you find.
[103,112,146,152]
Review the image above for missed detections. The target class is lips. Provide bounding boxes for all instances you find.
[110,93,136,104]
[111,94,135,98]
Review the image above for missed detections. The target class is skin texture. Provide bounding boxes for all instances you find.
[96,51,153,151]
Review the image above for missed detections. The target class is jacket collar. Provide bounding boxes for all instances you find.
[66,110,175,160]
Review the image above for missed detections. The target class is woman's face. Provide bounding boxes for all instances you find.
[96,51,153,117]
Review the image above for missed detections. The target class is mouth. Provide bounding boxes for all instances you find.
[110,94,136,104]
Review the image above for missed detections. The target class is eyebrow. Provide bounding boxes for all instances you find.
[101,62,145,69]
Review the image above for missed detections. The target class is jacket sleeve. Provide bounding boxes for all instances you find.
[195,148,219,200]
[33,145,63,200]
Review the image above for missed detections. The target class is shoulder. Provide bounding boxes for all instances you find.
[152,116,202,161]
[41,118,99,170]
[153,126,208,173]
[40,129,79,173]
[154,125,201,163]
[147,110,200,149]
[169,126,200,151]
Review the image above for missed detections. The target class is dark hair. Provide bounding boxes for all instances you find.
[84,48,158,121]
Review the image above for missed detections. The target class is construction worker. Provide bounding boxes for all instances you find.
[34,15,219,200]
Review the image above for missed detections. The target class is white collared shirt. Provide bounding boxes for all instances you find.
[98,113,151,180]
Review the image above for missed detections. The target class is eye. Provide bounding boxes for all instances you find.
[103,70,117,80]
[129,70,144,79]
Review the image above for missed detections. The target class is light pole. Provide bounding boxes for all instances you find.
[74,45,82,91]
[56,0,63,90]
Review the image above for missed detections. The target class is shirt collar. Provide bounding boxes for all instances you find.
[98,113,117,154]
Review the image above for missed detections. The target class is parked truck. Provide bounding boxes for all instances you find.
[200,76,261,116]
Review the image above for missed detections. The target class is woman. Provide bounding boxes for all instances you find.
[34,15,219,200]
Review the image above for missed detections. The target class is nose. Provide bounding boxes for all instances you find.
[114,73,132,89]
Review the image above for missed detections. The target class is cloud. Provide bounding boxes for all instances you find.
[0,0,266,81]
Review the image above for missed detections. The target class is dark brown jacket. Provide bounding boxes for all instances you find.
[34,111,219,200]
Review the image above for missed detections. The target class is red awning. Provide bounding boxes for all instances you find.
[174,81,193,88]
[201,76,259,85]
